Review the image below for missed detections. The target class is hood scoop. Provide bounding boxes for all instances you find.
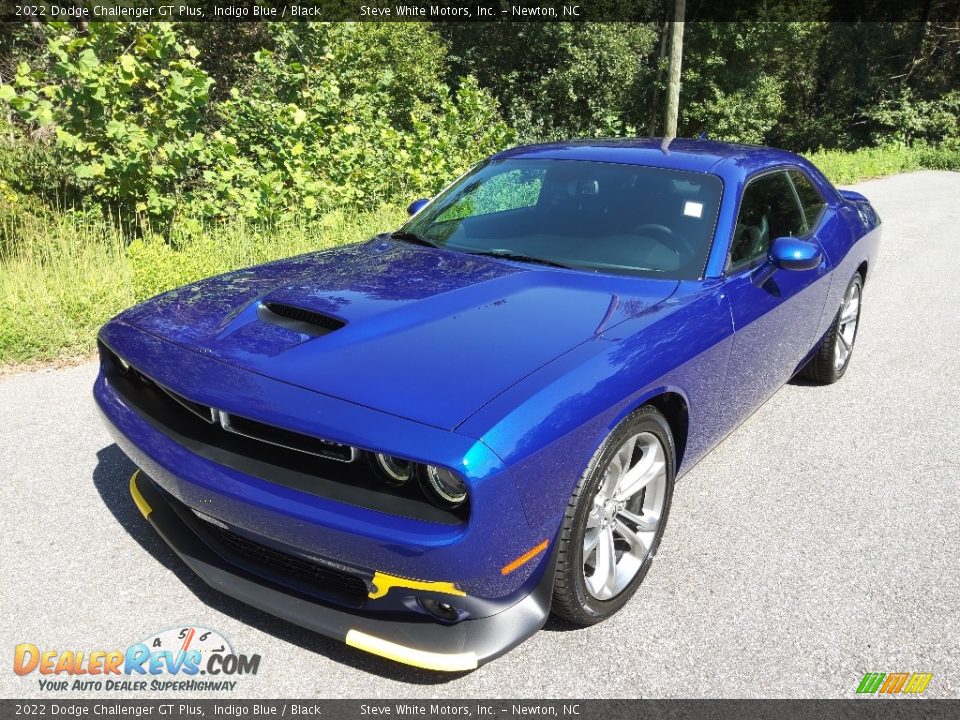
[257,302,345,337]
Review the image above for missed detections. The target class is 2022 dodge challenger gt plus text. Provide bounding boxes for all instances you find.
[95,139,880,671]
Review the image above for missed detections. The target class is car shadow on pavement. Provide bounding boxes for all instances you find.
[540,616,581,633]
[92,443,472,685]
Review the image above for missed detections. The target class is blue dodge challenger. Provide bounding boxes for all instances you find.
[95,139,881,671]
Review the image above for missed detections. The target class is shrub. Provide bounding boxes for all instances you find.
[440,23,657,142]
[3,24,214,221]
[864,90,960,146]
[199,24,514,220]
[805,141,960,184]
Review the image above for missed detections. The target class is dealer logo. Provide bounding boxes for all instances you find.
[856,672,933,695]
[13,626,261,692]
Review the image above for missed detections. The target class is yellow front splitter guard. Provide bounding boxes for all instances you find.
[368,571,465,600]
[130,470,152,519]
[345,629,477,672]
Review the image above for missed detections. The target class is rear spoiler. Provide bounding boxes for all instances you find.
[838,189,880,228]
[838,189,869,203]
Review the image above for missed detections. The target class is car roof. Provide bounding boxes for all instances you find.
[491,137,806,179]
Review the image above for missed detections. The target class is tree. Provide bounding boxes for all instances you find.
[664,0,685,138]
[437,22,658,141]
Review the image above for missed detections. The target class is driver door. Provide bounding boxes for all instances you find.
[720,168,832,428]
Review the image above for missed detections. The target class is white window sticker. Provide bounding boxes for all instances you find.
[683,201,704,218]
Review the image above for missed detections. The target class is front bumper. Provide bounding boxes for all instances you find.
[95,320,560,668]
[96,319,549,599]
[130,469,555,671]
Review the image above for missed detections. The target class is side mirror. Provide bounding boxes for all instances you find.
[769,237,822,272]
[407,198,430,216]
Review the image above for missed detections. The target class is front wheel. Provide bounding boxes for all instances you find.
[801,272,863,384]
[551,406,675,625]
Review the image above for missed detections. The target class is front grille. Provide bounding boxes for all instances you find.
[102,342,354,463]
[219,411,356,462]
[198,516,370,604]
[155,380,216,423]
[98,339,469,525]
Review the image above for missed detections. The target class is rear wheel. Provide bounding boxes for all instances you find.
[552,406,675,625]
[801,273,863,384]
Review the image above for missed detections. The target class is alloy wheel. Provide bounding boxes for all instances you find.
[835,282,861,370]
[582,432,667,600]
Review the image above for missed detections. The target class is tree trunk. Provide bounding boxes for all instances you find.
[664,0,685,139]
[647,22,669,137]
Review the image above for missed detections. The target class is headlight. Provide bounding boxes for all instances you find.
[421,465,468,507]
[372,453,416,485]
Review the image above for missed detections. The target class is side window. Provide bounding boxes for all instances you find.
[788,170,827,234]
[729,171,805,268]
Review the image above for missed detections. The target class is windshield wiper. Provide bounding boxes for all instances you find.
[468,249,573,269]
[389,230,440,248]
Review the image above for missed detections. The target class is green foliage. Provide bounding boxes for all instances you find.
[680,22,820,143]
[200,24,512,220]
[770,21,960,150]
[0,203,405,363]
[805,141,960,185]
[4,24,213,220]
[1,23,510,225]
[864,90,960,146]
[439,23,657,141]
[683,74,785,144]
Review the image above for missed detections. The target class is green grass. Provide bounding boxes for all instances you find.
[0,204,405,364]
[2,141,959,367]
[805,141,960,184]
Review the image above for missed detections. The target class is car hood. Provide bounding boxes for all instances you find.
[121,238,678,430]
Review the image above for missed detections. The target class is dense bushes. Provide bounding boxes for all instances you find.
[4,25,213,220]
[440,23,657,141]
[3,20,958,229]
[202,24,511,219]
[1,23,511,225]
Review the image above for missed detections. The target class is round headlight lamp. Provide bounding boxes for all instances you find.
[422,465,468,507]
[373,453,416,485]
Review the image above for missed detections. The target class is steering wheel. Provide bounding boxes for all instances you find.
[633,223,697,259]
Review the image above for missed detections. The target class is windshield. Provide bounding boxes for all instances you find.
[401,158,723,279]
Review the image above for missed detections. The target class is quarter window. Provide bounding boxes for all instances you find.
[789,170,827,234]
[729,171,806,267]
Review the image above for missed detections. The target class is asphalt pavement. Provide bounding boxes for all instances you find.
[1,171,958,699]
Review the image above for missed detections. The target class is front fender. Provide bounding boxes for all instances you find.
[458,281,733,538]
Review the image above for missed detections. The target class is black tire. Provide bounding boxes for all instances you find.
[801,272,863,384]
[551,406,676,625]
